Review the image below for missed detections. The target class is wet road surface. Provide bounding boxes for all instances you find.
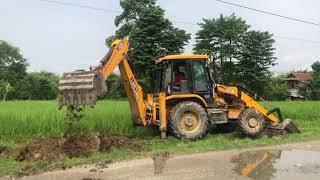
[3,140,320,180]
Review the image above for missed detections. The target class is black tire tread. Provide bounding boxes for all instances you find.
[238,108,266,137]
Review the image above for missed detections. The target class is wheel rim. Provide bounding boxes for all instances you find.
[246,116,261,132]
[248,118,258,128]
[179,112,200,132]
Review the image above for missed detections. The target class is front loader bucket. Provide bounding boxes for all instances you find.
[265,119,300,137]
[264,107,301,137]
[282,119,300,133]
[58,70,107,107]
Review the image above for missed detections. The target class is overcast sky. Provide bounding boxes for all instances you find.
[1,0,319,75]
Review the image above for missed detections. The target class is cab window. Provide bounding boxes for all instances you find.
[162,64,172,91]
[192,61,209,92]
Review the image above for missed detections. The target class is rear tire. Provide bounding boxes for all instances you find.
[238,108,266,137]
[168,101,208,140]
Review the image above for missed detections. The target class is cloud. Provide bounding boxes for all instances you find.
[273,51,318,72]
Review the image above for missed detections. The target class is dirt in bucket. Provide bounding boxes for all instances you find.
[15,133,143,161]
[99,134,144,152]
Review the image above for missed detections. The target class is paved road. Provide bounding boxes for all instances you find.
[4,141,320,180]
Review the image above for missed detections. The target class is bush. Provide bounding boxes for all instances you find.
[105,73,126,98]
[263,77,289,100]
[15,71,59,100]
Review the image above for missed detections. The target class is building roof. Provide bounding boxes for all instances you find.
[283,72,313,82]
[156,54,208,64]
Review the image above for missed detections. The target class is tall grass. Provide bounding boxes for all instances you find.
[0,100,319,144]
[264,101,320,134]
[0,100,155,144]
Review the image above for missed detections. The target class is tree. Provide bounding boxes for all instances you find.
[17,72,59,100]
[303,61,320,100]
[193,14,249,83]
[0,40,28,99]
[106,0,156,45]
[108,0,190,90]
[193,14,276,96]
[238,30,276,95]
[0,81,13,101]
[114,0,156,38]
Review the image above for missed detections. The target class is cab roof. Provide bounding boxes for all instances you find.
[155,54,208,64]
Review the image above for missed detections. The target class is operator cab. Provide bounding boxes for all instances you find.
[154,54,214,104]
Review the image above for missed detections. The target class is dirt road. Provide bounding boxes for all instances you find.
[4,141,320,180]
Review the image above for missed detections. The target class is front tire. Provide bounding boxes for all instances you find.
[238,108,267,137]
[168,101,208,140]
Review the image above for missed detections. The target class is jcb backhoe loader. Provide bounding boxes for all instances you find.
[58,39,300,139]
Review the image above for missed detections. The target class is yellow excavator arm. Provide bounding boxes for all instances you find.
[59,39,146,125]
[98,39,128,79]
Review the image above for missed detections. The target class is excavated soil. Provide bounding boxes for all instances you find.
[15,133,143,161]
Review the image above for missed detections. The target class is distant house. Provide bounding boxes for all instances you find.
[282,72,313,100]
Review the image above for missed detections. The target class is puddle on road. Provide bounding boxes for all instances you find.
[231,149,320,180]
[151,152,169,174]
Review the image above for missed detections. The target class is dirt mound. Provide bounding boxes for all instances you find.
[16,133,143,161]
[99,134,143,152]
[63,133,101,157]
[16,138,65,161]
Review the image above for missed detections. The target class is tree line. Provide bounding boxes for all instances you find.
[0,40,58,101]
[0,0,319,101]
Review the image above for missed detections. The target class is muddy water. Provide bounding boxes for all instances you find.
[151,152,169,174]
[231,149,320,180]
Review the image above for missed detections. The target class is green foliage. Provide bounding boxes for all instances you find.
[301,61,320,100]
[0,81,13,101]
[105,73,126,98]
[0,40,28,99]
[264,77,289,100]
[108,0,190,90]
[311,61,320,73]
[194,14,276,95]
[114,0,156,38]
[16,71,59,100]
[0,41,59,100]
[238,30,276,95]
[194,14,249,83]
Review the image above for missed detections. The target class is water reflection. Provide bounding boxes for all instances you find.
[231,149,320,180]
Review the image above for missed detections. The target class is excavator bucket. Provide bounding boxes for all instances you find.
[58,70,107,107]
[265,107,300,137]
[266,119,301,137]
